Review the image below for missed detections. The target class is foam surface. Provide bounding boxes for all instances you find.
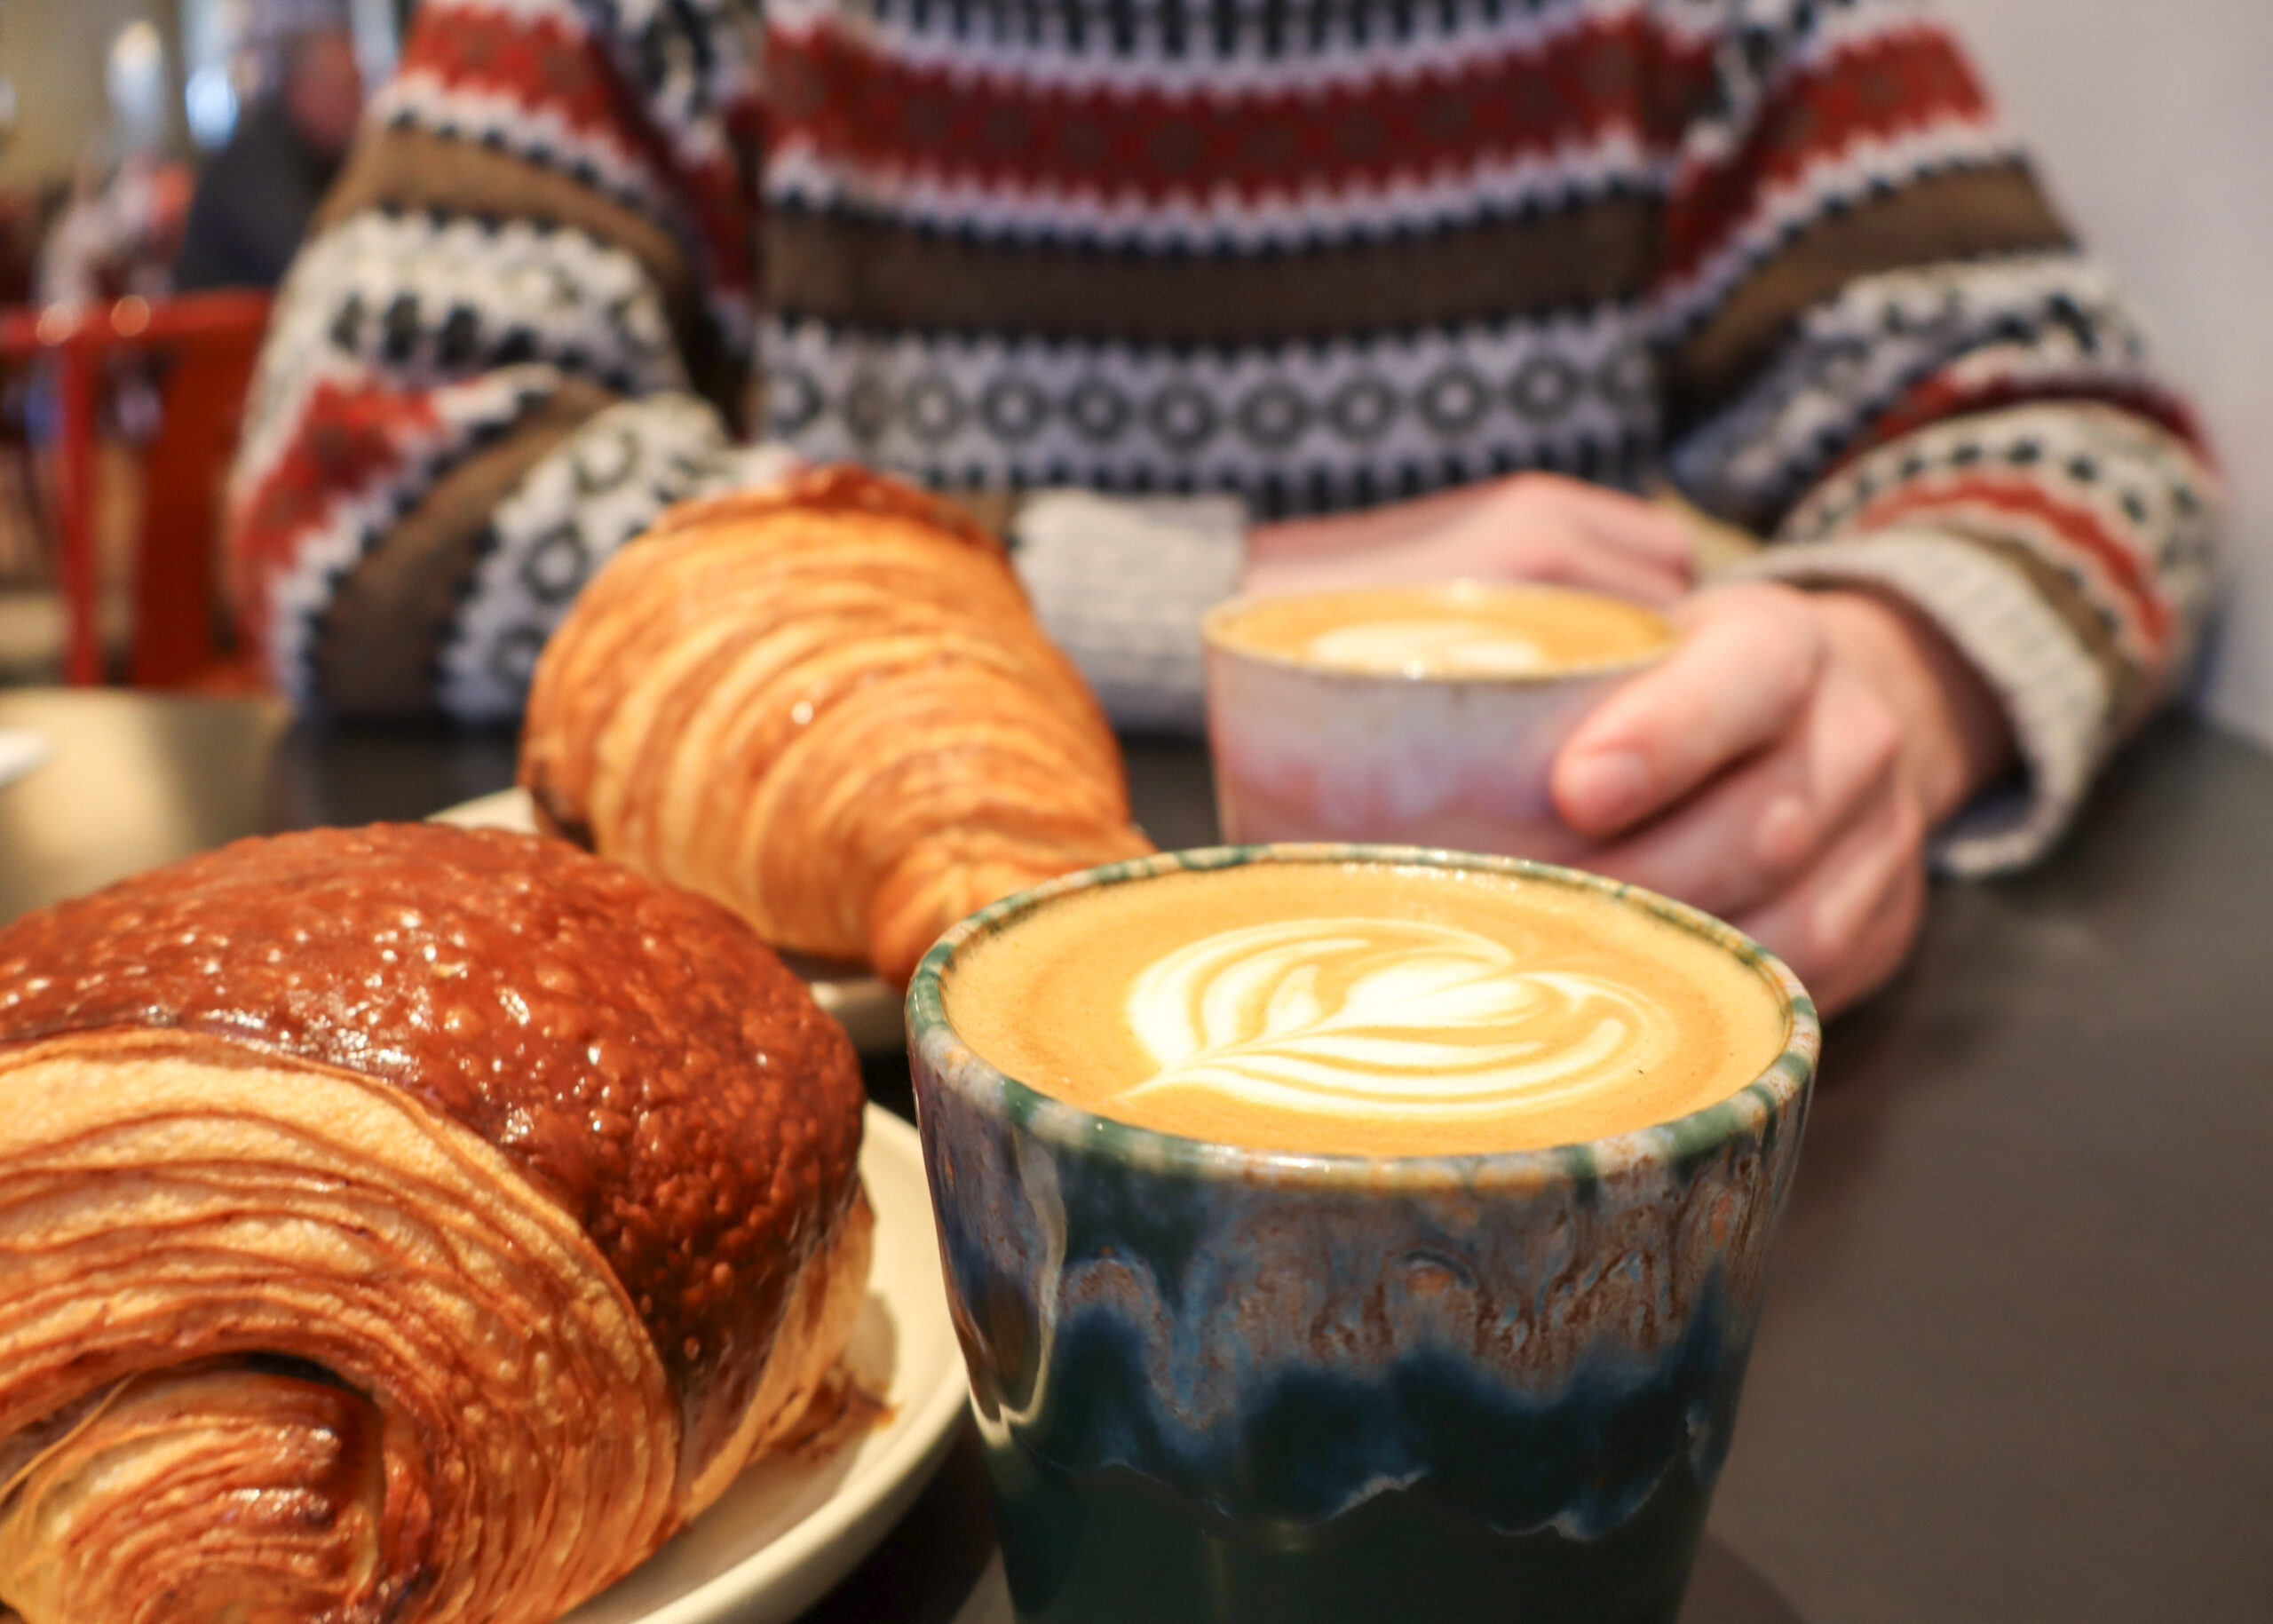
[1210,584,1672,678]
[944,861,1788,1156]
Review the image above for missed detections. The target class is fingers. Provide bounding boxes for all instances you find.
[1552,582,1933,1016]
[1731,789,1928,1016]
[1487,476,1691,605]
[1243,474,1698,604]
[1510,527,1691,606]
[1552,584,1823,838]
[1580,662,1904,920]
[1517,476,1696,573]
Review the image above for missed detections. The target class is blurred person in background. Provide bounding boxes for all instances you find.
[35,152,192,308]
[175,1,365,293]
[227,0,2220,1013]
[36,20,192,309]
[30,24,195,448]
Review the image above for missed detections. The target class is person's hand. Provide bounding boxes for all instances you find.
[1243,474,1693,606]
[1549,582,2015,1013]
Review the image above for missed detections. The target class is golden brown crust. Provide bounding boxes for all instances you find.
[0,824,866,1491]
[644,463,1004,550]
[520,465,1154,983]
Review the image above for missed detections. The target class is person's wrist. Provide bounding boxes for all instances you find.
[1809,587,2016,824]
[1241,481,1501,595]
[1240,518,1385,596]
[1239,520,1301,596]
[1242,508,1398,596]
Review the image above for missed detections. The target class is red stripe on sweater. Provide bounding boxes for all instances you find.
[231,383,442,644]
[763,14,1718,205]
[401,9,642,147]
[1851,471,2173,650]
[1663,25,1997,281]
[399,6,758,297]
[1854,373,2212,471]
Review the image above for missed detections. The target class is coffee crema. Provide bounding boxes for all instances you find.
[1207,583,1675,679]
[942,860,1790,1157]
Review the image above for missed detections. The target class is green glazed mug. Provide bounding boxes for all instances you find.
[908,845,1818,1624]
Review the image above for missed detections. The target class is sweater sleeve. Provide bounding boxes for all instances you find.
[226,0,788,720]
[1007,490,1249,735]
[1653,0,2221,874]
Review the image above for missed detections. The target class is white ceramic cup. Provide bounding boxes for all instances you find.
[1203,581,1674,866]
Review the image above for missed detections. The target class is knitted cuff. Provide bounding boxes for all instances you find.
[686,440,805,498]
[1009,489,1250,735]
[1733,526,2114,876]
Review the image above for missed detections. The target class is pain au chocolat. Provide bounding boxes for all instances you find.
[0,823,871,1624]
[518,466,1154,986]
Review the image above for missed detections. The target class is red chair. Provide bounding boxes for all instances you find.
[0,291,273,687]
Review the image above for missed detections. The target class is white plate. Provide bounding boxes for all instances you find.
[563,1105,967,1624]
[431,789,905,1054]
[0,728,51,789]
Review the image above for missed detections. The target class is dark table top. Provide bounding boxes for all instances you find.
[3,687,2269,1624]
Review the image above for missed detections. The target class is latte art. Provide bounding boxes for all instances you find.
[1208,582,1675,678]
[1303,621,1549,678]
[942,859,1790,1157]
[1122,919,1671,1125]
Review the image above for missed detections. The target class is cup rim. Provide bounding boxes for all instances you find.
[907,844,1819,1190]
[1200,581,1677,686]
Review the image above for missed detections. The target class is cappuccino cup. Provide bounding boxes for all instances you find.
[909,845,1818,1624]
[1204,582,1675,863]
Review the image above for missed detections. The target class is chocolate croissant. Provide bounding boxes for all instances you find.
[0,825,870,1624]
[519,467,1154,985]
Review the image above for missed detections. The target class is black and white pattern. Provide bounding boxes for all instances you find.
[236,212,689,505]
[316,215,688,396]
[1748,400,2220,872]
[1786,399,2219,669]
[440,397,801,720]
[376,67,683,228]
[764,308,1659,515]
[1669,253,2161,527]
[266,368,566,709]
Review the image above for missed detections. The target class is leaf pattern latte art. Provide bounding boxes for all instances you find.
[1120,918,1674,1125]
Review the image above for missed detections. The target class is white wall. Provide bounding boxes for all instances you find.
[1937,0,2273,751]
[0,0,185,184]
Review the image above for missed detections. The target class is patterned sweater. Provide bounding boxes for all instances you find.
[228,0,2219,874]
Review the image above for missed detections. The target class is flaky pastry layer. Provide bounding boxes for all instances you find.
[0,1034,673,1624]
[520,467,1154,982]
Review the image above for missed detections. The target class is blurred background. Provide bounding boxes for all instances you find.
[0,0,400,177]
[0,0,399,686]
[0,0,2265,749]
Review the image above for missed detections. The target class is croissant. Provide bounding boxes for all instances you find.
[0,825,870,1624]
[519,467,1154,985]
